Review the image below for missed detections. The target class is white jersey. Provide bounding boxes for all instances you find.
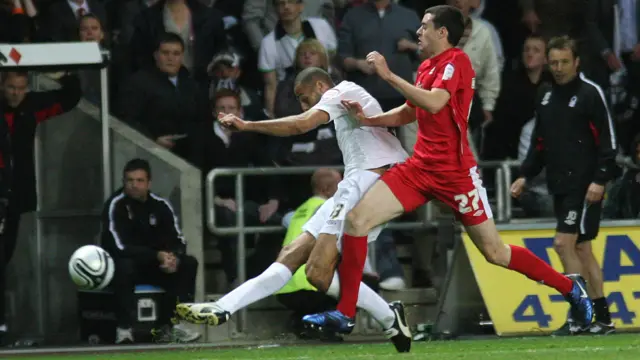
[311,81,408,176]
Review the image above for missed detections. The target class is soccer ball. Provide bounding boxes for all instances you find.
[68,245,115,290]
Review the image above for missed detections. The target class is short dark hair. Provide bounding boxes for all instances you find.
[547,36,578,59]
[425,5,465,47]
[123,158,151,180]
[79,13,102,24]
[294,67,334,89]
[2,71,28,83]
[212,88,241,109]
[156,32,184,52]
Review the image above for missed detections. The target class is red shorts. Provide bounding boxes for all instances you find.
[381,161,492,226]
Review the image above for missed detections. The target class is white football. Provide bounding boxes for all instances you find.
[68,245,115,290]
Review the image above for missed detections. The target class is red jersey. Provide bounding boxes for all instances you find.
[406,48,476,171]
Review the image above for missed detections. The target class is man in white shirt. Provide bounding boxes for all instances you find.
[258,0,337,117]
[177,67,412,352]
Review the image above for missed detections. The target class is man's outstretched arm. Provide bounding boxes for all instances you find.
[219,110,330,137]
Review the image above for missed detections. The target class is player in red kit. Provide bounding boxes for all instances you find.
[302,5,594,336]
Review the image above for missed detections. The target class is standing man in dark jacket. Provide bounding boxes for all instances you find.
[511,36,618,336]
[101,158,199,344]
[0,102,12,347]
[116,32,210,162]
[0,71,81,344]
[129,0,228,88]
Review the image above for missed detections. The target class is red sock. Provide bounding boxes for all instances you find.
[508,245,573,295]
[336,234,368,318]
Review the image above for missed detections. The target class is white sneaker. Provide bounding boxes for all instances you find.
[380,277,407,291]
[115,327,134,344]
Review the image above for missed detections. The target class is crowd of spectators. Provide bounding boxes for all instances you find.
[1,0,640,291]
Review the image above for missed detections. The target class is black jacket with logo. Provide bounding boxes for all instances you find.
[101,189,186,264]
[521,74,618,194]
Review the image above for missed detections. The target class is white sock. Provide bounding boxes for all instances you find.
[216,262,292,314]
[326,272,395,329]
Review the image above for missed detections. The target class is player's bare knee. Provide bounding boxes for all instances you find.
[553,235,575,255]
[345,209,370,237]
[305,264,330,293]
[276,237,313,273]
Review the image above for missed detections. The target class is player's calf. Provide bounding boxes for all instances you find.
[465,220,511,267]
[305,234,340,292]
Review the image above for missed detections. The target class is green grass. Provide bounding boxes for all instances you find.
[17,334,640,360]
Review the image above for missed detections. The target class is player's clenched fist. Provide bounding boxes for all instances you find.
[366,51,392,81]
[510,177,526,198]
[218,112,247,131]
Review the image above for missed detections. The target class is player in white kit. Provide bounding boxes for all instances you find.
[176,67,411,352]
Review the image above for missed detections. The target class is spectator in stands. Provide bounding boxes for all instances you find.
[583,0,622,89]
[447,0,500,136]
[519,0,585,41]
[102,158,200,344]
[45,0,107,42]
[191,89,283,286]
[270,39,342,211]
[78,14,107,105]
[0,70,81,345]
[485,34,551,161]
[116,32,210,161]
[129,0,228,86]
[243,0,335,53]
[599,0,640,153]
[0,0,37,43]
[78,14,130,106]
[469,0,504,71]
[207,51,264,121]
[518,0,610,86]
[258,0,337,117]
[0,92,12,348]
[604,133,640,219]
[274,38,340,118]
[338,0,420,111]
[516,118,553,217]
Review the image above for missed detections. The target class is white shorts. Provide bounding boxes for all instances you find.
[301,169,383,248]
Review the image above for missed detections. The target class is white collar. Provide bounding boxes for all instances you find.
[213,121,230,147]
[68,0,89,16]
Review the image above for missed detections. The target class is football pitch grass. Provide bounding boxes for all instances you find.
[15,334,640,360]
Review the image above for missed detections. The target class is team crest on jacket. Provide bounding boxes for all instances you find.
[541,91,551,105]
[149,214,157,226]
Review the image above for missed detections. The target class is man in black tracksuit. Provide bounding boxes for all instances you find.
[511,36,617,336]
[0,71,81,344]
[101,159,199,344]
